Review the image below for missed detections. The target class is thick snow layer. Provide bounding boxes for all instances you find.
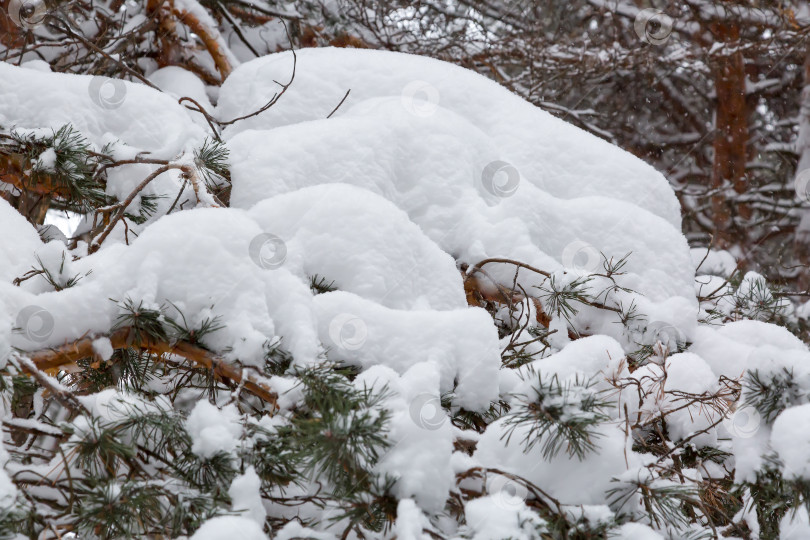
[5,192,501,407]
[771,404,810,480]
[2,50,698,406]
[190,515,268,540]
[246,184,467,311]
[217,48,681,229]
[628,352,721,446]
[148,65,214,128]
[687,320,810,482]
[0,198,44,282]
[355,363,455,511]
[220,49,697,352]
[498,335,629,414]
[461,495,546,539]
[0,62,205,158]
[225,109,693,306]
[229,466,267,525]
[474,336,644,505]
[508,335,627,384]
[663,354,721,442]
[5,209,321,368]
[474,420,636,505]
[186,400,242,458]
[395,499,432,540]
[689,319,810,378]
[314,292,500,410]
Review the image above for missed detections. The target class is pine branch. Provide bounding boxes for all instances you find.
[502,372,611,460]
[21,327,278,408]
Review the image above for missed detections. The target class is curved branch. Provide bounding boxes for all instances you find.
[218,19,296,126]
[173,8,233,80]
[88,164,178,253]
[24,327,278,409]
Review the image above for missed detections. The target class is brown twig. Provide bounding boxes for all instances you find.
[88,164,177,253]
[469,257,552,279]
[178,96,221,137]
[327,89,351,118]
[218,19,296,126]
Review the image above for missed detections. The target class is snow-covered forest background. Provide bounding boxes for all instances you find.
[1,1,810,539]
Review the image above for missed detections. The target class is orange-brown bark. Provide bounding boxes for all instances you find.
[173,8,232,80]
[0,0,25,49]
[710,19,750,248]
[0,154,72,198]
[24,327,278,408]
[463,271,552,328]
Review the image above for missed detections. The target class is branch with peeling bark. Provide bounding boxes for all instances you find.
[172,7,233,81]
[20,327,278,409]
[0,153,73,198]
[146,0,233,83]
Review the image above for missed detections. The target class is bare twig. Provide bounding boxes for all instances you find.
[327,89,352,118]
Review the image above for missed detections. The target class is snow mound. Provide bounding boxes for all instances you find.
[5,208,321,368]
[314,291,500,410]
[355,364,455,511]
[0,62,205,157]
[771,404,810,480]
[474,419,635,505]
[191,515,268,540]
[218,48,681,229]
[247,184,466,311]
[0,198,44,282]
[221,49,696,342]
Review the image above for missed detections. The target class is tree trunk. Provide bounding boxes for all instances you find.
[0,0,25,49]
[711,20,749,250]
[794,47,810,290]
